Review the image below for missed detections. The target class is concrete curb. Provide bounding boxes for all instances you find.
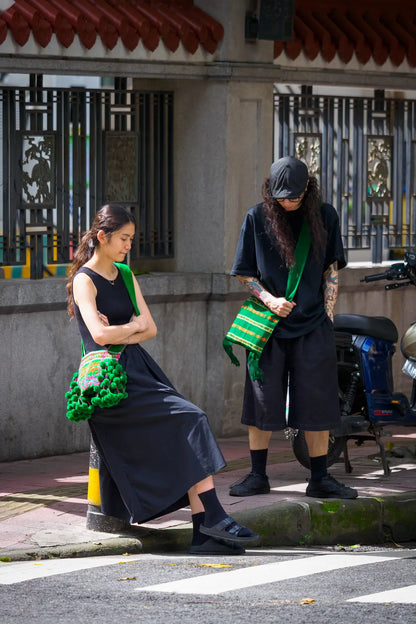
[381,492,416,542]
[231,492,416,547]
[2,493,416,561]
[0,537,142,562]
[133,492,416,552]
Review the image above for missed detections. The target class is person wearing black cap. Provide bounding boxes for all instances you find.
[229,156,358,499]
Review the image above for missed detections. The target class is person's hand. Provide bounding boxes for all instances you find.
[131,314,149,332]
[262,295,296,318]
[97,311,109,326]
[326,310,334,323]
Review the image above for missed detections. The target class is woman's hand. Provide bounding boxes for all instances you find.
[131,314,150,333]
[97,311,109,326]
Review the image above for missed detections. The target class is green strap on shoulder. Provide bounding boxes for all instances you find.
[285,219,311,301]
[114,262,140,316]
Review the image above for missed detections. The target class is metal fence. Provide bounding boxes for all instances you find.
[274,89,416,263]
[0,79,174,278]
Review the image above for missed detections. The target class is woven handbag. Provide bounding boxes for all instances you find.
[65,263,138,422]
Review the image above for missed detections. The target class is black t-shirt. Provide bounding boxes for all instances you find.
[231,202,346,338]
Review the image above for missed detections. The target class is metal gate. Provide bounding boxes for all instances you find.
[274,88,416,263]
[0,77,174,278]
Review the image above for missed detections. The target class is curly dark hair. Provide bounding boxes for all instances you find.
[262,176,327,268]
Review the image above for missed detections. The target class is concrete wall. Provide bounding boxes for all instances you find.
[0,273,244,461]
[1,266,415,461]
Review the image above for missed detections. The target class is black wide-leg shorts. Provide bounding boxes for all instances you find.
[241,316,341,431]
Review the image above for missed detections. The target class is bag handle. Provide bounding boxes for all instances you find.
[285,218,311,300]
[114,262,140,316]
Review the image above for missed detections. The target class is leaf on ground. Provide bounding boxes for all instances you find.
[300,598,316,604]
[122,552,131,556]
[198,563,232,568]
[0,557,11,563]
[117,577,137,581]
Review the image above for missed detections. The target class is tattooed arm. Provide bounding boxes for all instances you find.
[236,275,296,318]
[322,262,338,322]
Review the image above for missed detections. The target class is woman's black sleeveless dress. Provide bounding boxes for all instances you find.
[74,267,226,524]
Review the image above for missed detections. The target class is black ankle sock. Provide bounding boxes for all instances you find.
[191,512,208,546]
[198,490,254,539]
[198,488,227,527]
[250,448,268,476]
[310,455,328,481]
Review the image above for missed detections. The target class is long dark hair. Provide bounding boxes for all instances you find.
[262,176,327,268]
[66,204,136,317]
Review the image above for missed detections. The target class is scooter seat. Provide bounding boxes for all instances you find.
[334,314,398,343]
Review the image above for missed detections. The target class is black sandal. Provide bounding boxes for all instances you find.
[199,516,259,543]
[188,537,246,555]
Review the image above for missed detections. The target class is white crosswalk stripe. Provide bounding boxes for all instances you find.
[136,553,400,595]
[0,554,143,585]
[2,549,415,606]
[348,585,416,604]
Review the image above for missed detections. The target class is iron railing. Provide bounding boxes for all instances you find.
[274,89,416,263]
[0,81,174,277]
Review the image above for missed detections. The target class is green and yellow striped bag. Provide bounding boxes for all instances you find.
[223,220,311,382]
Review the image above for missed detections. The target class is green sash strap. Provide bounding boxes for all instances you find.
[114,262,140,316]
[81,262,140,356]
[223,219,311,381]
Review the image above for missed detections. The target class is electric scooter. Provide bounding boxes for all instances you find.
[291,250,416,476]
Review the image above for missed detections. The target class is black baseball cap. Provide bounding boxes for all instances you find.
[269,156,309,199]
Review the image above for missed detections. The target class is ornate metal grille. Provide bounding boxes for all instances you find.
[0,80,174,277]
[274,88,416,263]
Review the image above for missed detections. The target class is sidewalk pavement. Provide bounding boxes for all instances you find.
[1,429,416,561]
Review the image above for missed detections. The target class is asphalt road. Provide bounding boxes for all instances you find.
[1,546,416,623]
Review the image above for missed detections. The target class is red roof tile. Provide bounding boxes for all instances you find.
[0,0,223,54]
[275,0,416,67]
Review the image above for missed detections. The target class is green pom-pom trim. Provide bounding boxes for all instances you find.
[65,355,128,422]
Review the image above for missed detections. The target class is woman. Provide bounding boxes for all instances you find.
[67,204,258,555]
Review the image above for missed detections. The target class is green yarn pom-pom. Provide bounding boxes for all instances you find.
[65,352,128,422]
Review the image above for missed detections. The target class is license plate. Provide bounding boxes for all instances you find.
[402,358,416,379]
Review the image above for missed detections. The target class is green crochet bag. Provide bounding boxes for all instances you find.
[65,262,139,422]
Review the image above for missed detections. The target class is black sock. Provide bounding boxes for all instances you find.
[250,448,268,476]
[198,489,253,538]
[191,512,208,546]
[198,488,227,527]
[310,455,328,481]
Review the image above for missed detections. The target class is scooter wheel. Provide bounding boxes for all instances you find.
[291,431,346,469]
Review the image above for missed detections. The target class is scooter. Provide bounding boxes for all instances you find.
[291,250,416,476]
